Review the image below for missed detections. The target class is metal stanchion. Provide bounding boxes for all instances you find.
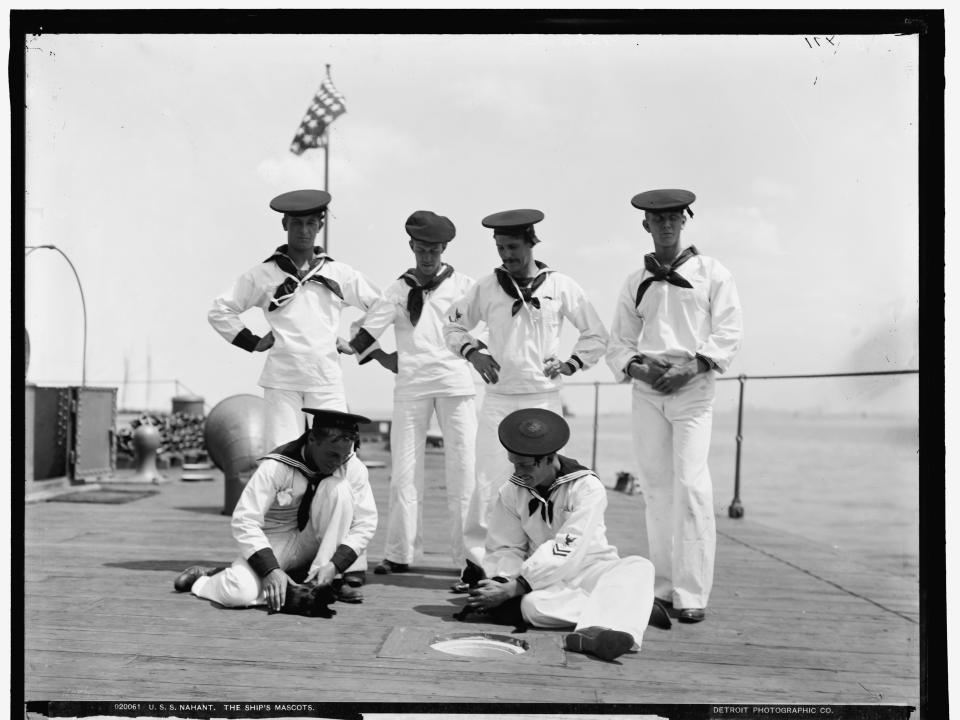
[728,374,747,518]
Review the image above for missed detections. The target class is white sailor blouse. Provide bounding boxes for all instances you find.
[442,263,609,395]
[208,246,382,392]
[348,265,477,401]
[606,247,743,380]
[483,456,620,591]
[230,434,378,579]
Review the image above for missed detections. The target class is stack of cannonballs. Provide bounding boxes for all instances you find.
[116,411,207,466]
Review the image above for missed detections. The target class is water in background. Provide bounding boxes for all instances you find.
[561,409,919,580]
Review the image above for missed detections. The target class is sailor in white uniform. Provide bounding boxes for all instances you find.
[348,210,478,574]
[208,190,382,449]
[442,209,609,587]
[606,189,743,624]
[464,408,669,661]
[173,409,378,608]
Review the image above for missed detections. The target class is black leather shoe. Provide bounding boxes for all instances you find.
[564,626,634,661]
[342,570,366,587]
[649,599,672,630]
[677,608,706,623]
[335,583,364,604]
[374,559,410,575]
[173,566,213,593]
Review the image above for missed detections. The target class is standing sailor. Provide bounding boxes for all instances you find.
[464,409,669,661]
[348,210,478,574]
[443,209,608,587]
[208,189,382,449]
[606,189,743,623]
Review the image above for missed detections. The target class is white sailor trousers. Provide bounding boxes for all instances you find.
[191,477,359,607]
[519,555,655,650]
[463,390,564,567]
[384,395,477,566]
[631,373,716,610]
[263,387,348,450]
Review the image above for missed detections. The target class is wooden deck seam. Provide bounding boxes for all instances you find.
[717,529,919,625]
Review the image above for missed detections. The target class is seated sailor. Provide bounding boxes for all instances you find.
[173,408,378,610]
[464,408,669,661]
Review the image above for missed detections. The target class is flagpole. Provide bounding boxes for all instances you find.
[323,132,330,253]
[322,63,331,254]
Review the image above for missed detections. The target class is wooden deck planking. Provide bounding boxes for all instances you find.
[23,445,919,710]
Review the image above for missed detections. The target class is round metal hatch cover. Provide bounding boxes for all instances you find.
[430,632,529,658]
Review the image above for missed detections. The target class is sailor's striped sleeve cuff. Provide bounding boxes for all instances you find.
[232,328,261,353]
[565,355,585,374]
[515,575,532,594]
[331,544,359,573]
[695,353,716,372]
[624,354,645,377]
[461,339,489,360]
[247,548,280,577]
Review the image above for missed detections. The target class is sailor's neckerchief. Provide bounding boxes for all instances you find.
[265,245,344,311]
[494,261,553,317]
[634,245,699,309]
[508,455,594,524]
[399,263,455,326]
[245,432,358,577]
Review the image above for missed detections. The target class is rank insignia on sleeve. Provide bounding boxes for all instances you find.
[552,533,578,556]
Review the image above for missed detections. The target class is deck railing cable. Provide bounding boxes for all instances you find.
[33,370,918,518]
[566,368,919,519]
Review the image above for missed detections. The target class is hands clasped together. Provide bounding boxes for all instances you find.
[628,356,701,394]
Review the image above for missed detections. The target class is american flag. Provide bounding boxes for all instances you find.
[289,75,347,155]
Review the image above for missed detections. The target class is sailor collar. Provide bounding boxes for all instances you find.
[259,432,354,480]
[509,455,594,522]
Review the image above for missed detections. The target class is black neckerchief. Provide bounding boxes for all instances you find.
[510,455,593,523]
[264,245,344,312]
[634,245,699,309]
[494,261,553,316]
[399,264,454,326]
[259,433,332,531]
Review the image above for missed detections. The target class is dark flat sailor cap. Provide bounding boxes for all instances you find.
[481,208,545,233]
[270,189,332,216]
[303,408,371,431]
[405,210,456,244]
[631,189,696,213]
[498,408,570,456]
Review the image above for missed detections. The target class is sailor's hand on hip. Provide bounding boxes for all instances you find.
[543,356,574,379]
[254,332,275,352]
[470,352,501,384]
[376,351,399,374]
[262,568,293,611]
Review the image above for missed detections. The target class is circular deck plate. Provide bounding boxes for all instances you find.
[430,632,529,658]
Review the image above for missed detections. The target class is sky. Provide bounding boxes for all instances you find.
[21,30,922,419]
